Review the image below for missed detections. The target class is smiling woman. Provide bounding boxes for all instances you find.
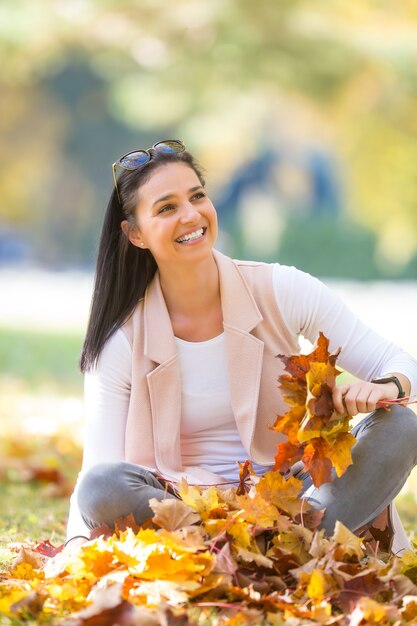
[66,140,417,557]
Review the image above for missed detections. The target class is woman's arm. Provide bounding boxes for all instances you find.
[66,328,132,540]
[272,264,417,415]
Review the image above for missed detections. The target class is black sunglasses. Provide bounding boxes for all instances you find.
[112,139,185,205]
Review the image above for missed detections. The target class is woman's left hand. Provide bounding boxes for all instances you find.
[332,379,399,417]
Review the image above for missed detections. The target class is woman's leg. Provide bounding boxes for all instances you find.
[298,405,417,535]
[77,461,177,530]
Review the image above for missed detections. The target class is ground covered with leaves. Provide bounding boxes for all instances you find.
[2,472,417,625]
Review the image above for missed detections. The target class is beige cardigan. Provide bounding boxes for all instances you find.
[122,249,298,484]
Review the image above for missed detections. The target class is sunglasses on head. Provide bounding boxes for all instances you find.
[112,139,185,205]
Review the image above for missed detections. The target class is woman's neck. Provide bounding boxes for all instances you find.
[159,254,220,318]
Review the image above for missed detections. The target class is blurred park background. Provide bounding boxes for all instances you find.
[1,0,417,546]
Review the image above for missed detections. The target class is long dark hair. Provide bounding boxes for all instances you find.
[80,148,206,373]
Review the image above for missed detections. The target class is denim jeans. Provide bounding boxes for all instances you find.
[77,405,417,535]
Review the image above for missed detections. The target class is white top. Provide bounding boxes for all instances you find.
[176,333,271,479]
[67,263,417,538]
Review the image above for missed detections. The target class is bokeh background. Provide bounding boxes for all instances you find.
[1,0,417,546]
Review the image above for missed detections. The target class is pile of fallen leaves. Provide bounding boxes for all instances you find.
[2,476,417,625]
[2,332,417,624]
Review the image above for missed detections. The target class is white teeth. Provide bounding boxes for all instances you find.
[176,228,204,243]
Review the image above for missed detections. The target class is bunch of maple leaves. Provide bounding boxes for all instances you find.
[272,331,357,487]
[2,332,417,625]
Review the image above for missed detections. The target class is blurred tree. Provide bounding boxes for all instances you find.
[0,0,416,272]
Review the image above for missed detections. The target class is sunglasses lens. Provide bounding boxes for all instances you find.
[153,140,185,154]
[120,151,150,169]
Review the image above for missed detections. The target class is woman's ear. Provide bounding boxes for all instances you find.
[120,220,147,249]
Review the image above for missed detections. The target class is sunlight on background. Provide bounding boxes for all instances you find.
[1,0,417,537]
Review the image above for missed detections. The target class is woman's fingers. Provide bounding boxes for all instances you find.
[332,384,348,415]
[332,380,399,417]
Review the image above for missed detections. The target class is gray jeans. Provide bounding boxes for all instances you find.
[77,405,417,535]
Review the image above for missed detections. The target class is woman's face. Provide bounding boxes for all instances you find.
[131,162,218,269]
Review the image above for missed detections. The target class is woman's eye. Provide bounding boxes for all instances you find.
[192,192,206,200]
[158,205,175,214]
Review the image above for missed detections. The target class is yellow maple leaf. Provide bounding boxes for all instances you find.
[65,538,115,582]
[226,518,254,550]
[332,521,364,560]
[8,562,44,581]
[273,405,307,445]
[178,480,221,519]
[306,568,333,603]
[236,493,281,528]
[324,432,356,477]
[43,578,91,614]
[112,527,213,583]
[255,470,307,518]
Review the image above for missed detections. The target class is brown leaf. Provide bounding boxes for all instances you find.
[89,524,115,541]
[302,439,333,487]
[150,498,200,531]
[337,571,387,613]
[212,541,238,576]
[294,507,325,531]
[115,513,141,535]
[236,460,256,495]
[12,546,46,569]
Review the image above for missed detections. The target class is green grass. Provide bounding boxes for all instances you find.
[0,327,84,394]
[0,483,68,565]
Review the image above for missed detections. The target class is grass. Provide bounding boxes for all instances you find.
[0,325,84,569]
[0,483,68,563]
[0,327,83,394]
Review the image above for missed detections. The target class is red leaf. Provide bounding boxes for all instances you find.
[34,539,63,557]
[274,442,303,475]
[29,468,65,484]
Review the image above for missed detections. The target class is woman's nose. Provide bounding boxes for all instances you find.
[179,202,199,223]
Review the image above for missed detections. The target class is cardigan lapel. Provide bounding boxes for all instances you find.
[144,274,183,475]
[213,250,265,455]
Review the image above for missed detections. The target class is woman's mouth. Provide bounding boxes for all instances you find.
[175,227,206,244]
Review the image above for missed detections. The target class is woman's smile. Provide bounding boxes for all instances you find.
[175,226,207,245]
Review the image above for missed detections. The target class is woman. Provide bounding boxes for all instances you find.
[66,140,417,554]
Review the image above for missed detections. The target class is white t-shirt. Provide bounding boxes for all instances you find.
[66,264,417,538]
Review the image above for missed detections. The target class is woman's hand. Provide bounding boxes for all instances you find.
[332,379,400,417]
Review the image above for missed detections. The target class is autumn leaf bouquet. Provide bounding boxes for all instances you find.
[272,331,356,487]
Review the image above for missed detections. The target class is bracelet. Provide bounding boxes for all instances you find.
[64,535,89,547]
[371,375,405,399]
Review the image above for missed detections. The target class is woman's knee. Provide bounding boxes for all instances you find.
[388,405,417,454]
[77,461,153,521]
[355,405,417,462]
